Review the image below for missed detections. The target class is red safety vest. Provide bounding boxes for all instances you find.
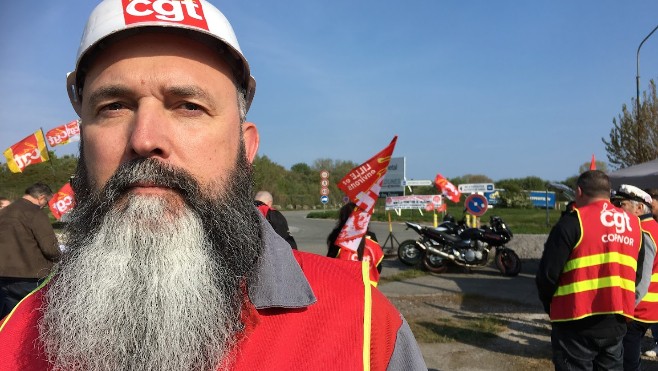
[634,216,658,322]
[550,200,642,322]
[336,236,384,286]
[0,251,401,371]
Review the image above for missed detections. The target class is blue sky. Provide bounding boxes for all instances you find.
[2,1,658,183]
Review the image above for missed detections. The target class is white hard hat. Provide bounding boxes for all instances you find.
[67,0,256,114]
[612,184,653,208]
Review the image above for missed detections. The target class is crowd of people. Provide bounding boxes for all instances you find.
[536,170,658,371]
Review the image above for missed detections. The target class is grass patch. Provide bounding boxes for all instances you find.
[410,315,508,344]
[379,269,428,283]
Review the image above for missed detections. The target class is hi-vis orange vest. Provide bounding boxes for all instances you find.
[634,216,658,322]
[336,236,384,286]
[0,251,402,371]
[550,200,642,322]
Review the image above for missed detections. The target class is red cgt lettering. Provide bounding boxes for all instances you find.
[122,0,208,30]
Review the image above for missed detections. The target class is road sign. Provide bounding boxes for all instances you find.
[458,183,495,193]
[402,179,433,186]
[320,195,329,204]
[464,194,488,216]
[320,170,329,179]
[320,187,330,196]
[320,179,329,187]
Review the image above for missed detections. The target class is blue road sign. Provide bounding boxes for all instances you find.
[464,194,488,216]
[320,195,329,204]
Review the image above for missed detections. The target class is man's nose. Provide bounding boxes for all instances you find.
[129,105,171,159]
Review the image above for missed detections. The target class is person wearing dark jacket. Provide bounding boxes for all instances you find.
[0,182,60,318]
[254,191,297,249]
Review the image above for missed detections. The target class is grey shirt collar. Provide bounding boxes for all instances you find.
[247,214,316,309]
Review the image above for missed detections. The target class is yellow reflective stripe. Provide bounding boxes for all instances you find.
[361,261,372,371]
[573,208,584,249]
[555,276,635,297]
[641,292,658,303]
[0,272,54,333]
[562,252,637,273]
[652,273,658,283]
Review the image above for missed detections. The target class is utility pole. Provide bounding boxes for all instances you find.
[636,25,658,161]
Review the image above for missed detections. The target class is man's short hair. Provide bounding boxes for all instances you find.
[577,170,611,198]
[25,182,54,199]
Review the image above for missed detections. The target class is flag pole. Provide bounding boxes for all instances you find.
[41,127,58,182]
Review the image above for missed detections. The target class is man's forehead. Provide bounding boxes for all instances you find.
[80,32,237,96]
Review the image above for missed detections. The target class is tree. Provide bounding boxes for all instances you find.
[603,80,658,168]
[449,174,493,186]
[577,161,608,175]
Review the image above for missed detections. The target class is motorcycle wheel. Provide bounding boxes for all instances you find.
[423,253,449,274]
[495,249,522,277]
[398,240,423,266]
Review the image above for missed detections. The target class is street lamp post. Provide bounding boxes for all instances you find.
[636,24,658,159]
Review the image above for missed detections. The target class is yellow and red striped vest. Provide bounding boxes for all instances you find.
[634,216,658,322]
[550,200,642,322]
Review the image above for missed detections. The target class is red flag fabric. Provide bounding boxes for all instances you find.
[3,130,50,173]
[334,177,385,252]
[45,120,80,148]
[48,183,76,220]
[590,154,596,170]
[434,174,461,203]
[338,136,397,203]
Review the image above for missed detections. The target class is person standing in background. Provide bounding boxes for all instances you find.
[611,185,658,371]
[327,202,384,286]
[0,182,60,318]
[254,190,297,249]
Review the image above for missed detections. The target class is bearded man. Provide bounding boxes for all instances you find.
[0,1,426,370]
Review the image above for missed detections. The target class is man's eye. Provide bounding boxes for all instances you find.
[180,102,201,111]
[102,102,124,111]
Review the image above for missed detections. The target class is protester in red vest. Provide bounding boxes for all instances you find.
[643,188,658,358]
[254,190,297,249]
[327,202,384,286]
[612,185,658,371]
[536,170,644,371]
[0,1,426,369]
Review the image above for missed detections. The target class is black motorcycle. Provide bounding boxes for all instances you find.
[397,216,521,276]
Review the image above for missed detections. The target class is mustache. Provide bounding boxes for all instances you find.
[102,158,201,205]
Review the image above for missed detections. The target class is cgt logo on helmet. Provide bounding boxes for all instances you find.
[122,0,209,30]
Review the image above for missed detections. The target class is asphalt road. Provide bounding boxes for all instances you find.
[283,209,420,257]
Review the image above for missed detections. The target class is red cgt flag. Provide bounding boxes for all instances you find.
[338,136,397,203]
[48,183,76,220]
[335,177,384,252]
[45,120,80,148]
[434,174,461,203]
[3,130,50,173]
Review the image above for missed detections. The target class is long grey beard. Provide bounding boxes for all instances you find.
[39,156,262,371]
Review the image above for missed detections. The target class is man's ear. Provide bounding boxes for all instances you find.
[242,122,259,164]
